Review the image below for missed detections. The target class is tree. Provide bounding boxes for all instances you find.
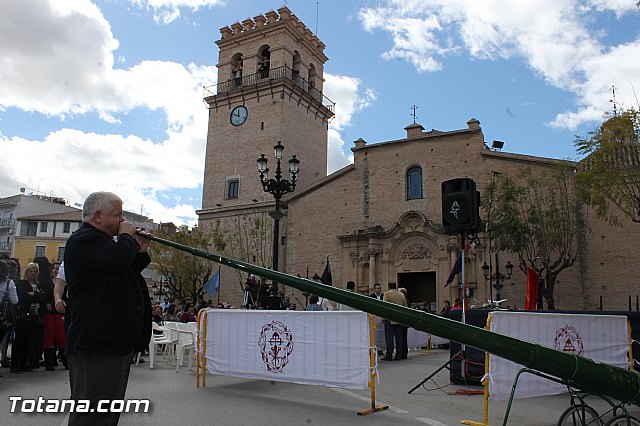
[148,225,226,301]
[222,212,273,287]
[575,109,640,226]
[485,167,586,309]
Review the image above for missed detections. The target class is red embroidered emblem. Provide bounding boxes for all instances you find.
[553,325,584,356]
[258,320,294,373]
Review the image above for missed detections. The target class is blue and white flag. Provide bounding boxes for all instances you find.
[204,266,220,296]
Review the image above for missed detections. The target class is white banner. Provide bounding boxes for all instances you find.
[488,311,630,400]
[200,310,371,389]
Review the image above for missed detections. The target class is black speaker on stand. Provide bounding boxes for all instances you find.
[441,178,480,235]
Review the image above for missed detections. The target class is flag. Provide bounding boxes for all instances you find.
[204,266,221,297]
[321,257,332,286]
[525,267,539,310]
[445,253,462,287]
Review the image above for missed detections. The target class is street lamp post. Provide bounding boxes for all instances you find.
[152,277,166,304]
[257,141,300,310]
[152,282,158,302]
[481,257,514,303]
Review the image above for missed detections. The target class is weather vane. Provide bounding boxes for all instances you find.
[410,105,418,124]
[610,85,618,116]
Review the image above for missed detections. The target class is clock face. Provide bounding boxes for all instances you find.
[230,105,248,126]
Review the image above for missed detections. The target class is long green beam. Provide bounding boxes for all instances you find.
[139,231,640,405]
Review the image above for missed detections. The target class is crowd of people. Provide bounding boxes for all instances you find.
[0,255,67,375]
[0,261,253,376]
[150,296,232,327]
[0,191,458,426]
[1,255,457,377]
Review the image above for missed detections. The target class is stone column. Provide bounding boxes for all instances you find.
[368,247,377,288]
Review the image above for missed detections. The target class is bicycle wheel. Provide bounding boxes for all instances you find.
[605,415,640,426]
[558,404,603,426]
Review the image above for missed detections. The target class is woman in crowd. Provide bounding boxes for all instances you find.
[439,300,451,318]
[34,256,65,371]
[305,295,323,311]
[13,262,47,372]
[152,305,164,325]
[0,260,19,372]
[1,257,20,368]
[163,303,178,322]
[179,302,196,323]
[151,305,165,336]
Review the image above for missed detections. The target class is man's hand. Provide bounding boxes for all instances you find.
[54,298,66,314]
[54,278,66,313]
[134,234,151,253]
[118,221,136,236]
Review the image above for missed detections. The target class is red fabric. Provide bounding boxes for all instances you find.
[43,313,66,348]
[525,267,539,311]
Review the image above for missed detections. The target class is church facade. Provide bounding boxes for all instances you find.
[198,6,639,311]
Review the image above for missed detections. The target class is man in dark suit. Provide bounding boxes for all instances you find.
[369,283,383,300]
[64,191,151,426]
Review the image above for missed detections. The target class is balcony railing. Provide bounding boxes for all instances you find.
[0,218,15,228]
[203,65,335,113]
[0,241,11,252]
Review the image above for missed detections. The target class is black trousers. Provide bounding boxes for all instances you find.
[68,350,134,426]
[401,325,408,358]
[12,317,38,370]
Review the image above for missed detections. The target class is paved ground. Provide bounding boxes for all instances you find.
[2,349,639,425]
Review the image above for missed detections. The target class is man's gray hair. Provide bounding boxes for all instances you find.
[83,192,122,222]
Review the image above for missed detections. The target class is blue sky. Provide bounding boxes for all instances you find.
[1,0,639,225]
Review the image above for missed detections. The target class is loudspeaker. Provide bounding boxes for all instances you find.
[441,178,480,235]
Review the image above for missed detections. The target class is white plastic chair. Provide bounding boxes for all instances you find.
[149,322,177,368]
[164,322,181,361]
[175,322,196,372]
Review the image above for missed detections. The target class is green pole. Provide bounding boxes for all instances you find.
[138,231,640,405]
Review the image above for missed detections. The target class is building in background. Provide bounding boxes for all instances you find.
[1,192,159,296]
[196,6,639,311]
[14,210,82,263]
[0,193,78,260]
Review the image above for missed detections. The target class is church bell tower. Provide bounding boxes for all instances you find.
[198,6,334,223]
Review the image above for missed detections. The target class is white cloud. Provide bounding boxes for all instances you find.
[0,0,216,121]
[551,40,640,127]
[324,74,376,132]
[327,129,354,174]
[98,111,122,124]
[357,0,640,130]
[323,73,376,172]
[0,0,216,225]
[0,0,118,114]
[360,6,452,72]
[131,0,226,24]
[0,128,205,224]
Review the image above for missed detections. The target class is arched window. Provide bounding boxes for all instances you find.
[258,45,270,79]
[308,63,317,92]
[231,53,243,88]
[292,51,301,82]
[406,166,423,200]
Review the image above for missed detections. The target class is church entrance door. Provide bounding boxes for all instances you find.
[397,271,436,310]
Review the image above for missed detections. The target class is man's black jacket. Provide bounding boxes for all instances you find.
[64,222,151,355]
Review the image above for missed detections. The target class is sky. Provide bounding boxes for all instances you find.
[1,0,639,226]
